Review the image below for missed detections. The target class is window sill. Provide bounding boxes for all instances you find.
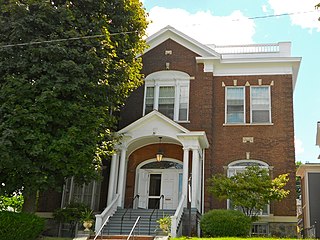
[223,123,274,126]
[176,120,190,124]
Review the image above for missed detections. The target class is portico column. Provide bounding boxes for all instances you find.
[107,152,118,205]
[182,148,189,203]
[191,147,199,208]
[117,147,127,207]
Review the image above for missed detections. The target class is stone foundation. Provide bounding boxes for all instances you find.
[269,222,297,238]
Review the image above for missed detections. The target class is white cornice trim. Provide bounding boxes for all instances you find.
[145,25,219,57]
[196,57,301,91]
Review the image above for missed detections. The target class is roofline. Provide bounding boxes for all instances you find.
[118,110,190,135]
[145,25,220,57]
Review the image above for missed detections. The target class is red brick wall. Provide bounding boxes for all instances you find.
[207,75,296,216]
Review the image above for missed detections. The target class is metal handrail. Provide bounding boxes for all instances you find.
[126,216,141,240]
[120,194,140,234]
[148,194,164,234]
[92,215,110,240]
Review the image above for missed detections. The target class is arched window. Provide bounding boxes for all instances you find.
[144,70,190,121]
[227,160,270,216]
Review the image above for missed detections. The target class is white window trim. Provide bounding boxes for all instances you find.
[250,86,272,124]
[143,71,190,122]
[225,86,246,124]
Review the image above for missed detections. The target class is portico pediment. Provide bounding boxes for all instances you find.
[117,110,208,155]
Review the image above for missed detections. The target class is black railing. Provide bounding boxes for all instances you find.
[120,194,140,235]
[148,195,164,234]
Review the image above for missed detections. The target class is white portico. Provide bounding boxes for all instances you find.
[106,110,208,213]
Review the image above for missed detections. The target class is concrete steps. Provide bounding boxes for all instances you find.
[101,208,175,236]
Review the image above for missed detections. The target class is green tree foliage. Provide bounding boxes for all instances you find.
[200,209,251,237]
[0,193,24,212]
[0,0,148,211]
[207,166,290,218]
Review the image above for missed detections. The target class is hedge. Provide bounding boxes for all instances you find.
[200,209,251,237]
[0,211,45,240]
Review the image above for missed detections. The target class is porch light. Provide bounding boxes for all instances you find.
[156,137,164,161]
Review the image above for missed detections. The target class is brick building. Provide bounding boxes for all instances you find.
[38,26,301,237]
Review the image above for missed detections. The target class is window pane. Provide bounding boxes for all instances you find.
[159,86,175,119]
[226,87,244,123]
[145,87,154,114]
[251,87,270,123]
[179,86,189,121]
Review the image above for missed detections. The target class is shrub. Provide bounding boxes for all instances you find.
[0,211,45,240]
[200,209,251,237]
[53,202,91,223]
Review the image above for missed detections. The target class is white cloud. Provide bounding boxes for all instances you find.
[295,137,305,155]
[268,0,320,31]
[146,6,256,45]
[262,5,268,13]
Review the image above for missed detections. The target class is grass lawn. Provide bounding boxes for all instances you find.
[174,238,300,240]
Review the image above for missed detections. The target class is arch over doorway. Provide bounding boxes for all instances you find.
[135,159,183,209]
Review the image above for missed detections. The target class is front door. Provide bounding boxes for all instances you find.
[137,161,182,209]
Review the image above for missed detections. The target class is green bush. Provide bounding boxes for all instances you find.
[200,209,251,237]
[0,211,45,240]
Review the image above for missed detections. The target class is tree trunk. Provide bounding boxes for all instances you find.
[22,191,37,213]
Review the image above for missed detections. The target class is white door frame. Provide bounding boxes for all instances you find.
[135,159,183,209]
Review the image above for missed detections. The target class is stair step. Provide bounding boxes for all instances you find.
[89,235,156,240]
[99,208,175,236]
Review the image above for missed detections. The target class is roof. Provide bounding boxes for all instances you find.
[144,25,301,90]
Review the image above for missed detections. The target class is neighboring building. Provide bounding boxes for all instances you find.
[297,164,320,238]
[37,26,301,237]
[296,122,320,238]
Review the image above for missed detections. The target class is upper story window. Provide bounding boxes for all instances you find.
[251,86,271,123]
[226,87,245,124]
[144,71,190,122]
[225,85,272,124]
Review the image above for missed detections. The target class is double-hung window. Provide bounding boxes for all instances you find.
[144,71,190,121]
[158,86,175,119]
[226,87,245,124]
[225,85,272,124]
[251,86,271,123]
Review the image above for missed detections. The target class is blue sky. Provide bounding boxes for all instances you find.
[141,0,320,163]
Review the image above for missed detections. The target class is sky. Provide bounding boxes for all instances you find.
[140,0,320,163]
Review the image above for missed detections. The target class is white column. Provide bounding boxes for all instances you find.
[191,147,199,208]
[107,152,118,205]
[117,148,127,207]
[182,148,189,200]
[154,84,159,110]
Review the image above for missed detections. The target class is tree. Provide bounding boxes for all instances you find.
[207,166,290,219]
[0,0,148,212]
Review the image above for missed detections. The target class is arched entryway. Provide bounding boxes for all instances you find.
[135,160,183,209]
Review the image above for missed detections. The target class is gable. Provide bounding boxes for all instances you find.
[144,25,219,58]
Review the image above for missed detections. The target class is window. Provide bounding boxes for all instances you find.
[227,160,270,216]
[144,71,190,121]
[226,87,245,123]
[225,85,272,125]
[145,87,154,114]
[61,177,101,211]
[251,86,271,123]
[158,86,175,119]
